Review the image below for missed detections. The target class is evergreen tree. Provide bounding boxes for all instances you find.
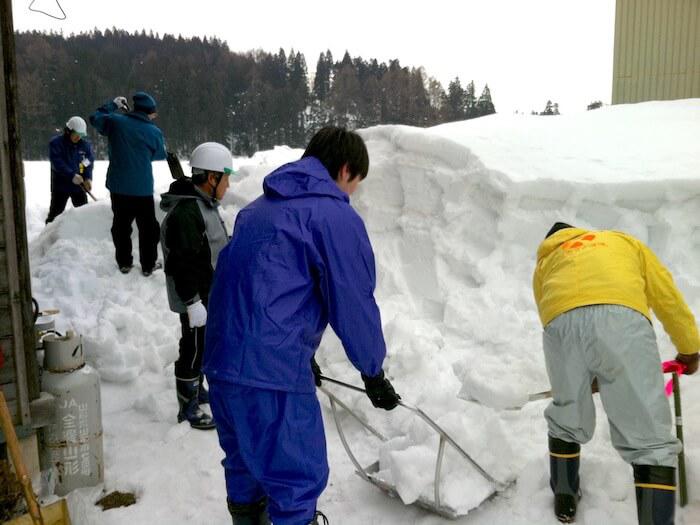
[13,30,497,157]
[426,77,445,125]
[475,84,496,117]
[442,77,467,122]
[464,80,476,118]
[312,51,332,102]
[541,100,555,116]
[329,56,362,127]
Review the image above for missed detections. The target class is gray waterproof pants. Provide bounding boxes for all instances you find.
[543,304,680,467]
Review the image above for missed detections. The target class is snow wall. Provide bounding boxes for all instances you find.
[24,99,700,517]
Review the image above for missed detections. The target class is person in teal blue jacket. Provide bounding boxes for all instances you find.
[90,91,166,275]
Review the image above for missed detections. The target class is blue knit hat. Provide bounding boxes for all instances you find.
[132,91,157,114]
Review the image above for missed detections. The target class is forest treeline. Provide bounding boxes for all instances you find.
[15,29,496,158]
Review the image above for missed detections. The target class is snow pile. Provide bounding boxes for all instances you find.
[22,99,700,523]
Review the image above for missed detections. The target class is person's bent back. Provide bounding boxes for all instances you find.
[534,226,698,356]
[533,223,698,524]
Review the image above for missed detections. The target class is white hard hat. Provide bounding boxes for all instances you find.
[65,116,87,136]
[189,142,234,175]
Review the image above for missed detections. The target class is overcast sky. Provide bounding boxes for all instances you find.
[12,0,616,114]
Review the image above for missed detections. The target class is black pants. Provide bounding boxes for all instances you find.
[46,191,87,223]
[175,313,206,380]
[110,193,160,270]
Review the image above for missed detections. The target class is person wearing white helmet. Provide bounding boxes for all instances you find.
[46,116,94,223]
[159,142,233,430]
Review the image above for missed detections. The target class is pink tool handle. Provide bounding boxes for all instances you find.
[662,360,688,396]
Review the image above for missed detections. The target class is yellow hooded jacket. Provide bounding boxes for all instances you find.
[533,228,699,355]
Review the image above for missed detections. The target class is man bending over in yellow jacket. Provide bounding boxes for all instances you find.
[533,222,699,525]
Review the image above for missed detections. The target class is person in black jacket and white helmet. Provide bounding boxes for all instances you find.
[160,142,233,430]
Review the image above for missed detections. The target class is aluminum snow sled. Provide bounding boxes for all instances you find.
[318,376,511,519]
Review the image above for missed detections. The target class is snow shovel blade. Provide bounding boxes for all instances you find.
[166,151,186,180]
[319,379,508,519]
[362,460,465,519]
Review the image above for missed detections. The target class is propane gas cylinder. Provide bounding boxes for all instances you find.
[41,331,104,495]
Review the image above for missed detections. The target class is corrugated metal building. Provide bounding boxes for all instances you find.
[613,0,700,104]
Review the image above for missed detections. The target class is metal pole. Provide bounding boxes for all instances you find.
[672,373,687,507]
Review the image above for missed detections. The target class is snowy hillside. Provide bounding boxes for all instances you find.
[23,99,700,524]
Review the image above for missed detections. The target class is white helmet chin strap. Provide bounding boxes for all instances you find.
[209,172,223,202]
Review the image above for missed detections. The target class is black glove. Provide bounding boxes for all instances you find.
[361,370,401,410]
[311,356,322,387]
[676,352,699,375]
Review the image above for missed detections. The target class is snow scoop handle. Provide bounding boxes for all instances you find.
[80,183,97,201]
[662,360,688,397]
[319,374,368,394]
[319,374,409,409]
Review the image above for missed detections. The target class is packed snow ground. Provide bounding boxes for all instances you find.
[23,99,700,524]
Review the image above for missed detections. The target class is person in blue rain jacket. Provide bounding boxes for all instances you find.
[46,116,94,224]
[203,127,401,525]
[90,91,166,276]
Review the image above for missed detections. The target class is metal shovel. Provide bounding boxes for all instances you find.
[318,375,510,519]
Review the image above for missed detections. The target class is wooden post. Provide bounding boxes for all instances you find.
[0,0,40,426]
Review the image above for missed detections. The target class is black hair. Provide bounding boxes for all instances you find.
[545,222,574,238]
[302,126,369,181]
[191,169,223,186]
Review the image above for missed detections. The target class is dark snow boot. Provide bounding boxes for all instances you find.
[141,261,162,277]
[176,378,215,430]
[309,510,329,524]
[198,374,209,405]
[633,464,676,525]
[549,435,581,523]
[227,498,271,525]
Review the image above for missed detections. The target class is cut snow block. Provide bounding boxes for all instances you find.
[457,370,530,410]
[319,385,508,519]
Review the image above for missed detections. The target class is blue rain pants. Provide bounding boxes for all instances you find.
[208,380,329,525]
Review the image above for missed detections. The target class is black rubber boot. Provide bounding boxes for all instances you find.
[549,435,581,523]
[309,510,329,524]
[176,378,215,430]
[228,498,271,525]
[633,464,676,525]
[198,374,210,405]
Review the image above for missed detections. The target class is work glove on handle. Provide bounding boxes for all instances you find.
[82,179,92,192]
[186,300,207,328]
[72,174,84,185]
[675,352,699,375]
[361,370,401,410]
[113,96,129,111]
[311,356,322,387]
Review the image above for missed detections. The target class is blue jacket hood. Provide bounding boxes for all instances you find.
[262,157,349,203]
[203,155,386,393]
